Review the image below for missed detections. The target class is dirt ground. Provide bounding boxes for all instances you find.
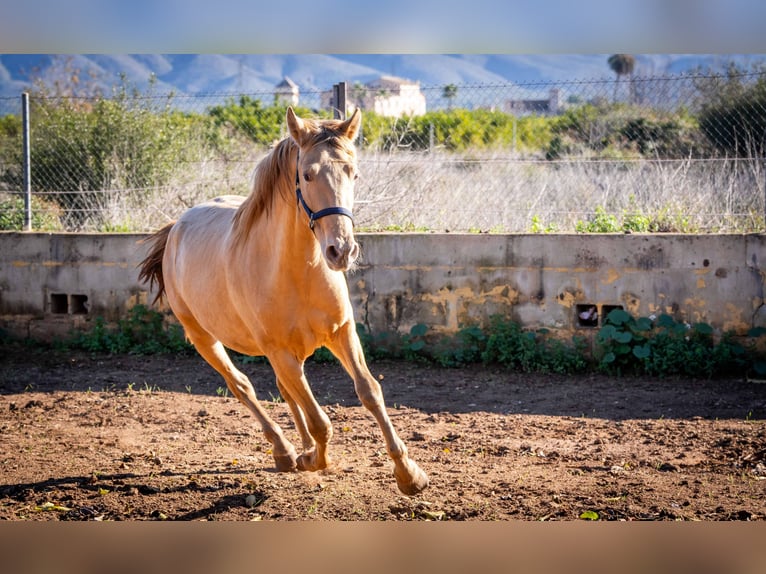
[1,343,765,522]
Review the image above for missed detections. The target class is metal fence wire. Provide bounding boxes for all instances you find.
[1,70,765,233]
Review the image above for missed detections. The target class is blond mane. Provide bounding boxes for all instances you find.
[231,116,358,245]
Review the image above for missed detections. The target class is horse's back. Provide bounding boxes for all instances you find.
[164,196,243,306]
[171,195,243,249]
[177,195,244,227]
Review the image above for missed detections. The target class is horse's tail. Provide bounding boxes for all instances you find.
[138,222,174,305]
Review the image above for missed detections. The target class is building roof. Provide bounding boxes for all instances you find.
[366,75,419,89]
[275,76,298,89]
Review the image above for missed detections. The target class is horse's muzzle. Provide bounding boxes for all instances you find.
[325,240,360,271]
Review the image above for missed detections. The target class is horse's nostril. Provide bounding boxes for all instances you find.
[326,244,341,264]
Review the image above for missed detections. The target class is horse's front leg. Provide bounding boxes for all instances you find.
[183,332,298,472]
[268,352,333,472]
[328,322,429,496]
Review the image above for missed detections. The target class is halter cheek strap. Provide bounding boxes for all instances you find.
[295,153,354,230]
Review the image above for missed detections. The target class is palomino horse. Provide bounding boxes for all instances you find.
[139,107,428,496]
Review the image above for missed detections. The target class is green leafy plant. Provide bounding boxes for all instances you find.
[596,309,653,374]
[530,215,558,234]
[67,305,192,355]
[576,206,621,233]
[431,325,487,368]
[53,306,761,380]
[208,96,322,146]
[0,194,64,231]
[309,346,338,364]
[401,323,430,363]
[9,77,214,229]
[481,316,588,374]
[596,308,751,377]
[481,317,539,371]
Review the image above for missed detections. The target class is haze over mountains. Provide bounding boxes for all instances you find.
[0,54,762,99]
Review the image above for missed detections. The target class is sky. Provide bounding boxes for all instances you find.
[1,1,765,54]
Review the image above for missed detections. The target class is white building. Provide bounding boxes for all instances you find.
[361,75,427,117]
[505,88,561,116]
[323,75,427,118]
[274,77,299,107]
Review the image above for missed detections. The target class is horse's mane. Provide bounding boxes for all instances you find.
[231,116,358,245]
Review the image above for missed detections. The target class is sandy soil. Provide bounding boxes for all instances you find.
[1,344,765,521]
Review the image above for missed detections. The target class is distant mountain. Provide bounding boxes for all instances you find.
[1,53,763,102]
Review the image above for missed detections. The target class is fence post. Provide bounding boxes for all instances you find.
[21,92,32,231]
[332,82,347,119]
[429,123,434,153]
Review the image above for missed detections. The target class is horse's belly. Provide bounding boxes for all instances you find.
[163,196,352,360]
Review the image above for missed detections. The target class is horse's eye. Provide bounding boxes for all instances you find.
[303,172,312,182]
[354,171,360,181]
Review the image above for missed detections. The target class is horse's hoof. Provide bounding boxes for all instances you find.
[273,451,297,472]
[297,449,329,472]
[394,460,429,496]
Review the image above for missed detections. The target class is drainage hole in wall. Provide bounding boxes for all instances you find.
[50,293,69,314]
[576,304,599,327]
[70,294,89,314]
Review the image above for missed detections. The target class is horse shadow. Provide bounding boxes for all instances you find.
[0,467,270,521]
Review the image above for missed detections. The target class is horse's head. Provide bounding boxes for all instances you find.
[287,107,361,272]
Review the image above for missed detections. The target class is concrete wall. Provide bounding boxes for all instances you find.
[0,233,151,340]
[1,232,765,343]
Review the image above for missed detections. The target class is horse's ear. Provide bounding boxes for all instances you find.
[343,108,362,141]
[286,107,306,146]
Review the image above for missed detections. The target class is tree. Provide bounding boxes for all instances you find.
[442,84,458,111]
[608,54,636,103]
[350,81,368,110]
[695,62,766,158]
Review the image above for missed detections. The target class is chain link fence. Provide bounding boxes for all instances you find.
[1,69,765,233]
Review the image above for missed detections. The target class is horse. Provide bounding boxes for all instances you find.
[138,107,428,496]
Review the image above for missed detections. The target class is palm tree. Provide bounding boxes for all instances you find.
[607,54,636,103]
[442,84,458,111]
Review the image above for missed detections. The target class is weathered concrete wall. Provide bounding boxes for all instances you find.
[1,232,764,342]
[351,233,766,337]
[0,233,150,340]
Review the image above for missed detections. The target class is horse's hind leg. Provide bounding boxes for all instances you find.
[328,322,429,496]
[182,323,298,472]
[276,377,315,452]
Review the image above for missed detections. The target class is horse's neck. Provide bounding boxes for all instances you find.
[242,195,324,276]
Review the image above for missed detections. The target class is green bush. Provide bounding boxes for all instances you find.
[547,102,704,160]
[0,194,64,231]
[354,316,586,373]
[7,80,214,229]
[576,206,622,233]
[362,109,552,153]
[596,308,751,377]
[575,204,656,234]
[695,63,766,157]
[27,307,765,379]
[0,114,22,187]
[481,316,588,373]
[66,305,192,355]
[207,96,324,146]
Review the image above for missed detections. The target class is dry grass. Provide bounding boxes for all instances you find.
[354,151,765,233]
[21,149,766,234]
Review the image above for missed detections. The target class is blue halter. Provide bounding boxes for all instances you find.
[295,152,354,230]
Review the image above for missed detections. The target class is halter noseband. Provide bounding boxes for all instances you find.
[295,152,354,230]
